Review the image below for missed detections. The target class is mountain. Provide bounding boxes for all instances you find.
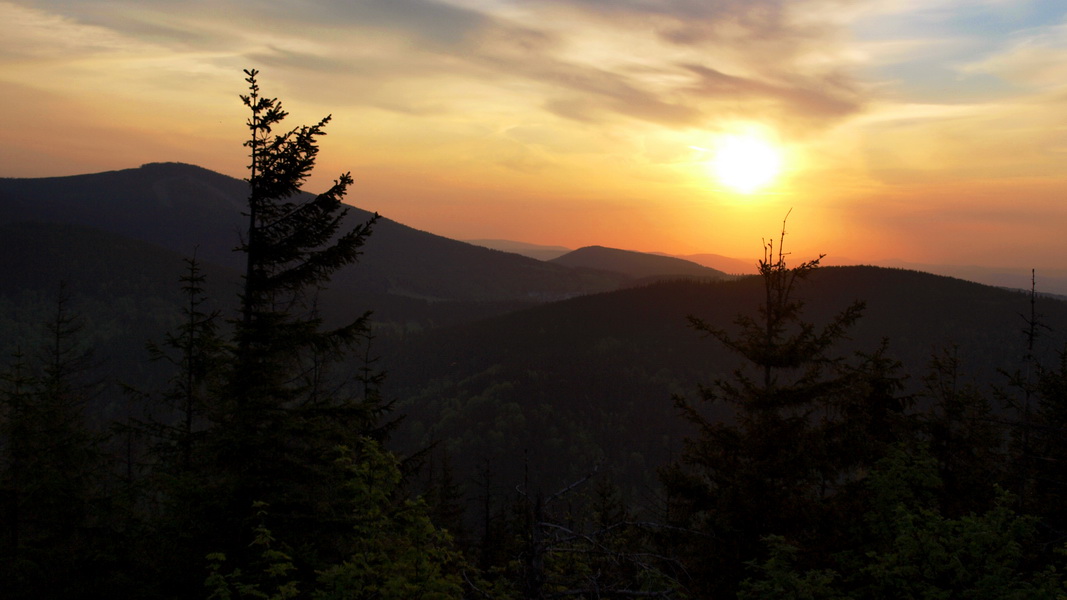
[877,260,1067,297]
[463,242,1064,296]
[5,162,1065,505]
[0,219,542,357]
[465,239,572,261]
[385,265,1067,496]
[679,253,1067,296]
[550,245,732,282]
[0,163,247,267]
[670,252,758,275]
[0,163,626,305]
[0,220,245,399]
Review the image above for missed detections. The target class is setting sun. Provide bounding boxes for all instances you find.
[709,134,783,194]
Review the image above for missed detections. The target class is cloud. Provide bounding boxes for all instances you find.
[259,0,492,47]
[6,0,493,54]
[1,0,868,135]
[539,0,796,35]
[683,64,860,124]
[7,0,229,45]
[0,2,139,60]
[246,45,358,75]
[532,0,856,52]
[472,51,701,126]
[960,23,1067,89]
[442,1,861,130]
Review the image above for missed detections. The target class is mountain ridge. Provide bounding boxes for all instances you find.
[550,245,732,282]
[385,264,1067,493]
[465,239,572,261]
[0,163,628,303]
[4,163,1057,295]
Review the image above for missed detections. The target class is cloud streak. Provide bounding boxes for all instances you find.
[0,0,868,131]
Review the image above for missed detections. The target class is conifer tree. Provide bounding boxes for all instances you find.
[0,285,107,598]
[174,72,475,600]
[1007,347,1067,535]
[660,219,910,598]
[994,272,1067,542]
[921,347,1005,517]
[231,68,376,410]
[119,69,470,598]
[136,255,228,597]
[196,69,383,567]
[147,254,224,471]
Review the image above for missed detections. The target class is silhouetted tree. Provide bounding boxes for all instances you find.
[124,254,230,597]
[921,347,1005,517]
[0,285,109,598]
[661,219,910,598]
[1006,346,1067,536]
[190,68,382,569]
[207,442,467,600]
[0,347,35,595]
[147,254,224,471]
[154,70,475,600]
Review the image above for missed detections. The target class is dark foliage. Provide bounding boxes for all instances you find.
[659,224,914,598]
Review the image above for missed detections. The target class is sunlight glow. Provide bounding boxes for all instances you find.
[709,134,783,194]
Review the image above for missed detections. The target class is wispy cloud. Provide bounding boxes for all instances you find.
[961,22,1067,89]
[0,0,868,132]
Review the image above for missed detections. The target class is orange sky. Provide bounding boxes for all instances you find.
[2,0,1067,270]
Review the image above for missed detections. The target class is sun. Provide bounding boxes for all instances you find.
[709,134,783,194]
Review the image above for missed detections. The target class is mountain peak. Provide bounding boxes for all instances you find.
[550,245,731,281]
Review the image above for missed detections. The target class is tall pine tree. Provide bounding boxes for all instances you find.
[199,68,382,576]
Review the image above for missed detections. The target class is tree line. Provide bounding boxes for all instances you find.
[4,71,1067,599]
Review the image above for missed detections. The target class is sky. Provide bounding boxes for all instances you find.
[2,0,1067,269]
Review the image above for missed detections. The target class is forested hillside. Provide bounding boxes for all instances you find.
[0,162,629,303]
[386,264,1067,500]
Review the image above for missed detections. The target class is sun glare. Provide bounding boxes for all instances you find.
[708,134,783,194]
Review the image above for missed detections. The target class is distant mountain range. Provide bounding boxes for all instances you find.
[667,252,757,275]
[0,161,732,383]
[467,240,760,276]
[3,162,1065,497]
[549,246,731,282]
[470,239,1067,296]
[467,239,739,280]
[0,163,655,307]
[465,239,572,261]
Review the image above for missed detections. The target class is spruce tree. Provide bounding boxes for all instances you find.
[138,255,228,597]
[231,68,376,413]
[660,220,910,598]
[147,254,224,471]
[197,69,382,566]
[0,285,107,598]
[921,347,1004,517]
[1007,347,1067,536]
[138,69,465,599]
[738,447,1067,599]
